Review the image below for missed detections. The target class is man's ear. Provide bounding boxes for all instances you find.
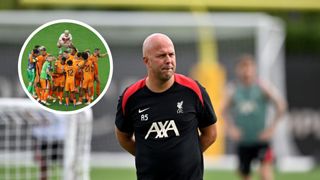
[143,57,148,65]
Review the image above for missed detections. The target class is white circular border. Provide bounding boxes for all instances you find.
[18,19,113,115]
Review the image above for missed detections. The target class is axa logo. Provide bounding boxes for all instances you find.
[145,120,180,139]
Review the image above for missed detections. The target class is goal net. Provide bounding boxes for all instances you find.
[0,98,92,180]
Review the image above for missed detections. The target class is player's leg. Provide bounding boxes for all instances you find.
[30,69,36,97]
[27,69,36,96]
[82,79,88,103]
[34,75,41,101]
[71,91,76,107]
[41,80,50,106]
[57,40,63,54]
[52,85,58,103]
[39,79,46,102]
[52,76,61,103]
[94,74,101,97]
[64,82,70,106]
[39,141,48,180]
[76,79,83,105]
[66,41,73,52]
[237,145,253,180]
[69,80,76,107]
[47,80,54,101]
[258,144,274,180]
[87,79,94,104]
[58,86,63,105]
[58,78,65,105]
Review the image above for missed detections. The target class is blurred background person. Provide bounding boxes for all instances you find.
[32,113,66,180]
[221,54,287,180]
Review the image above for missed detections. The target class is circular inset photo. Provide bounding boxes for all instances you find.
[18,19,113,114]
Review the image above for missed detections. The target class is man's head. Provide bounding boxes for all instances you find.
[61,57,66,65]
[76,52,82,60]
[32,48,40,57]
[64,30,70,36]
[34,45,41,50]
[142,33,176,82]
[39,46,47,55]
[236,54,257,84]
[46,55,55,62]
[81,51,89,61]
[84,49,91,56]
[67,59,73,66]
[62,50,69,59]
[70,46,77,55]
[94,48,100,56]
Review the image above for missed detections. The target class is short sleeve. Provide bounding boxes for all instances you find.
[196,82,217,128]
[115,94,134,133]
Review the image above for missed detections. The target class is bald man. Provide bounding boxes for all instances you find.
[115,33,218,180]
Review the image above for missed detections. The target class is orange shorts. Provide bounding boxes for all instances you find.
[40,79,50,89]
[53,75,65,87]
[75,77,82,87]
[82,77,93,89]
[64,79,75,92]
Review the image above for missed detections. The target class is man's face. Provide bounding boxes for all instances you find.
[63,52,69,59]
[144,39,176,81]
[33,52,39,57]
[236,59,256,83]
[71,48,76,55]
[41,50,47,56]
[46,56,53,62]
[94,50,100,56]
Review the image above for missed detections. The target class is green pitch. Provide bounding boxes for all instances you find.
[90,167,320,180]
[1,166,319,179]
[20,22,111,111]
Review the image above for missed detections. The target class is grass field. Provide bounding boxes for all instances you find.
[90,167,320,180]
[20,21,111,111]
[1,167,319,179]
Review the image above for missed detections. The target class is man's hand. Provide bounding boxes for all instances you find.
[259,126,275,142]
[229,126,242,142]
[199,124,217,152]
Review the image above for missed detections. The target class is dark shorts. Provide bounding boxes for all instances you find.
[33,138,64,162]
[237,143,273,175]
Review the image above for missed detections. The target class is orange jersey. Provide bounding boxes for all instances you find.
[64,64,78,82]
[89,55,98,64]
[69,54,75,61]
[54,60,65,75]
[64,65,77,92]
[89,55,99,75]
[73,59,84,79]
[36,54,47,75]
[82,60,94,80]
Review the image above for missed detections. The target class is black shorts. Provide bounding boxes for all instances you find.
[237,143,273,175]
[33,138,64,162]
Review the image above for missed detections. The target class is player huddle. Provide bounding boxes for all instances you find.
[26,43,106,108]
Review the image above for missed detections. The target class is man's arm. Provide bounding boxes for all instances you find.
[69,33,72,41]
[220,84,242,141]
[57,34,63,43]
[98,53,107,58]
[115,127,136,156]
[199,123,217,152]
[259,81,287,141]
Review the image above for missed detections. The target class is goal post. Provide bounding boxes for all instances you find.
[0,98,92,180]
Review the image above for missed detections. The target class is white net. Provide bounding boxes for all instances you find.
[0,98,92,180]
